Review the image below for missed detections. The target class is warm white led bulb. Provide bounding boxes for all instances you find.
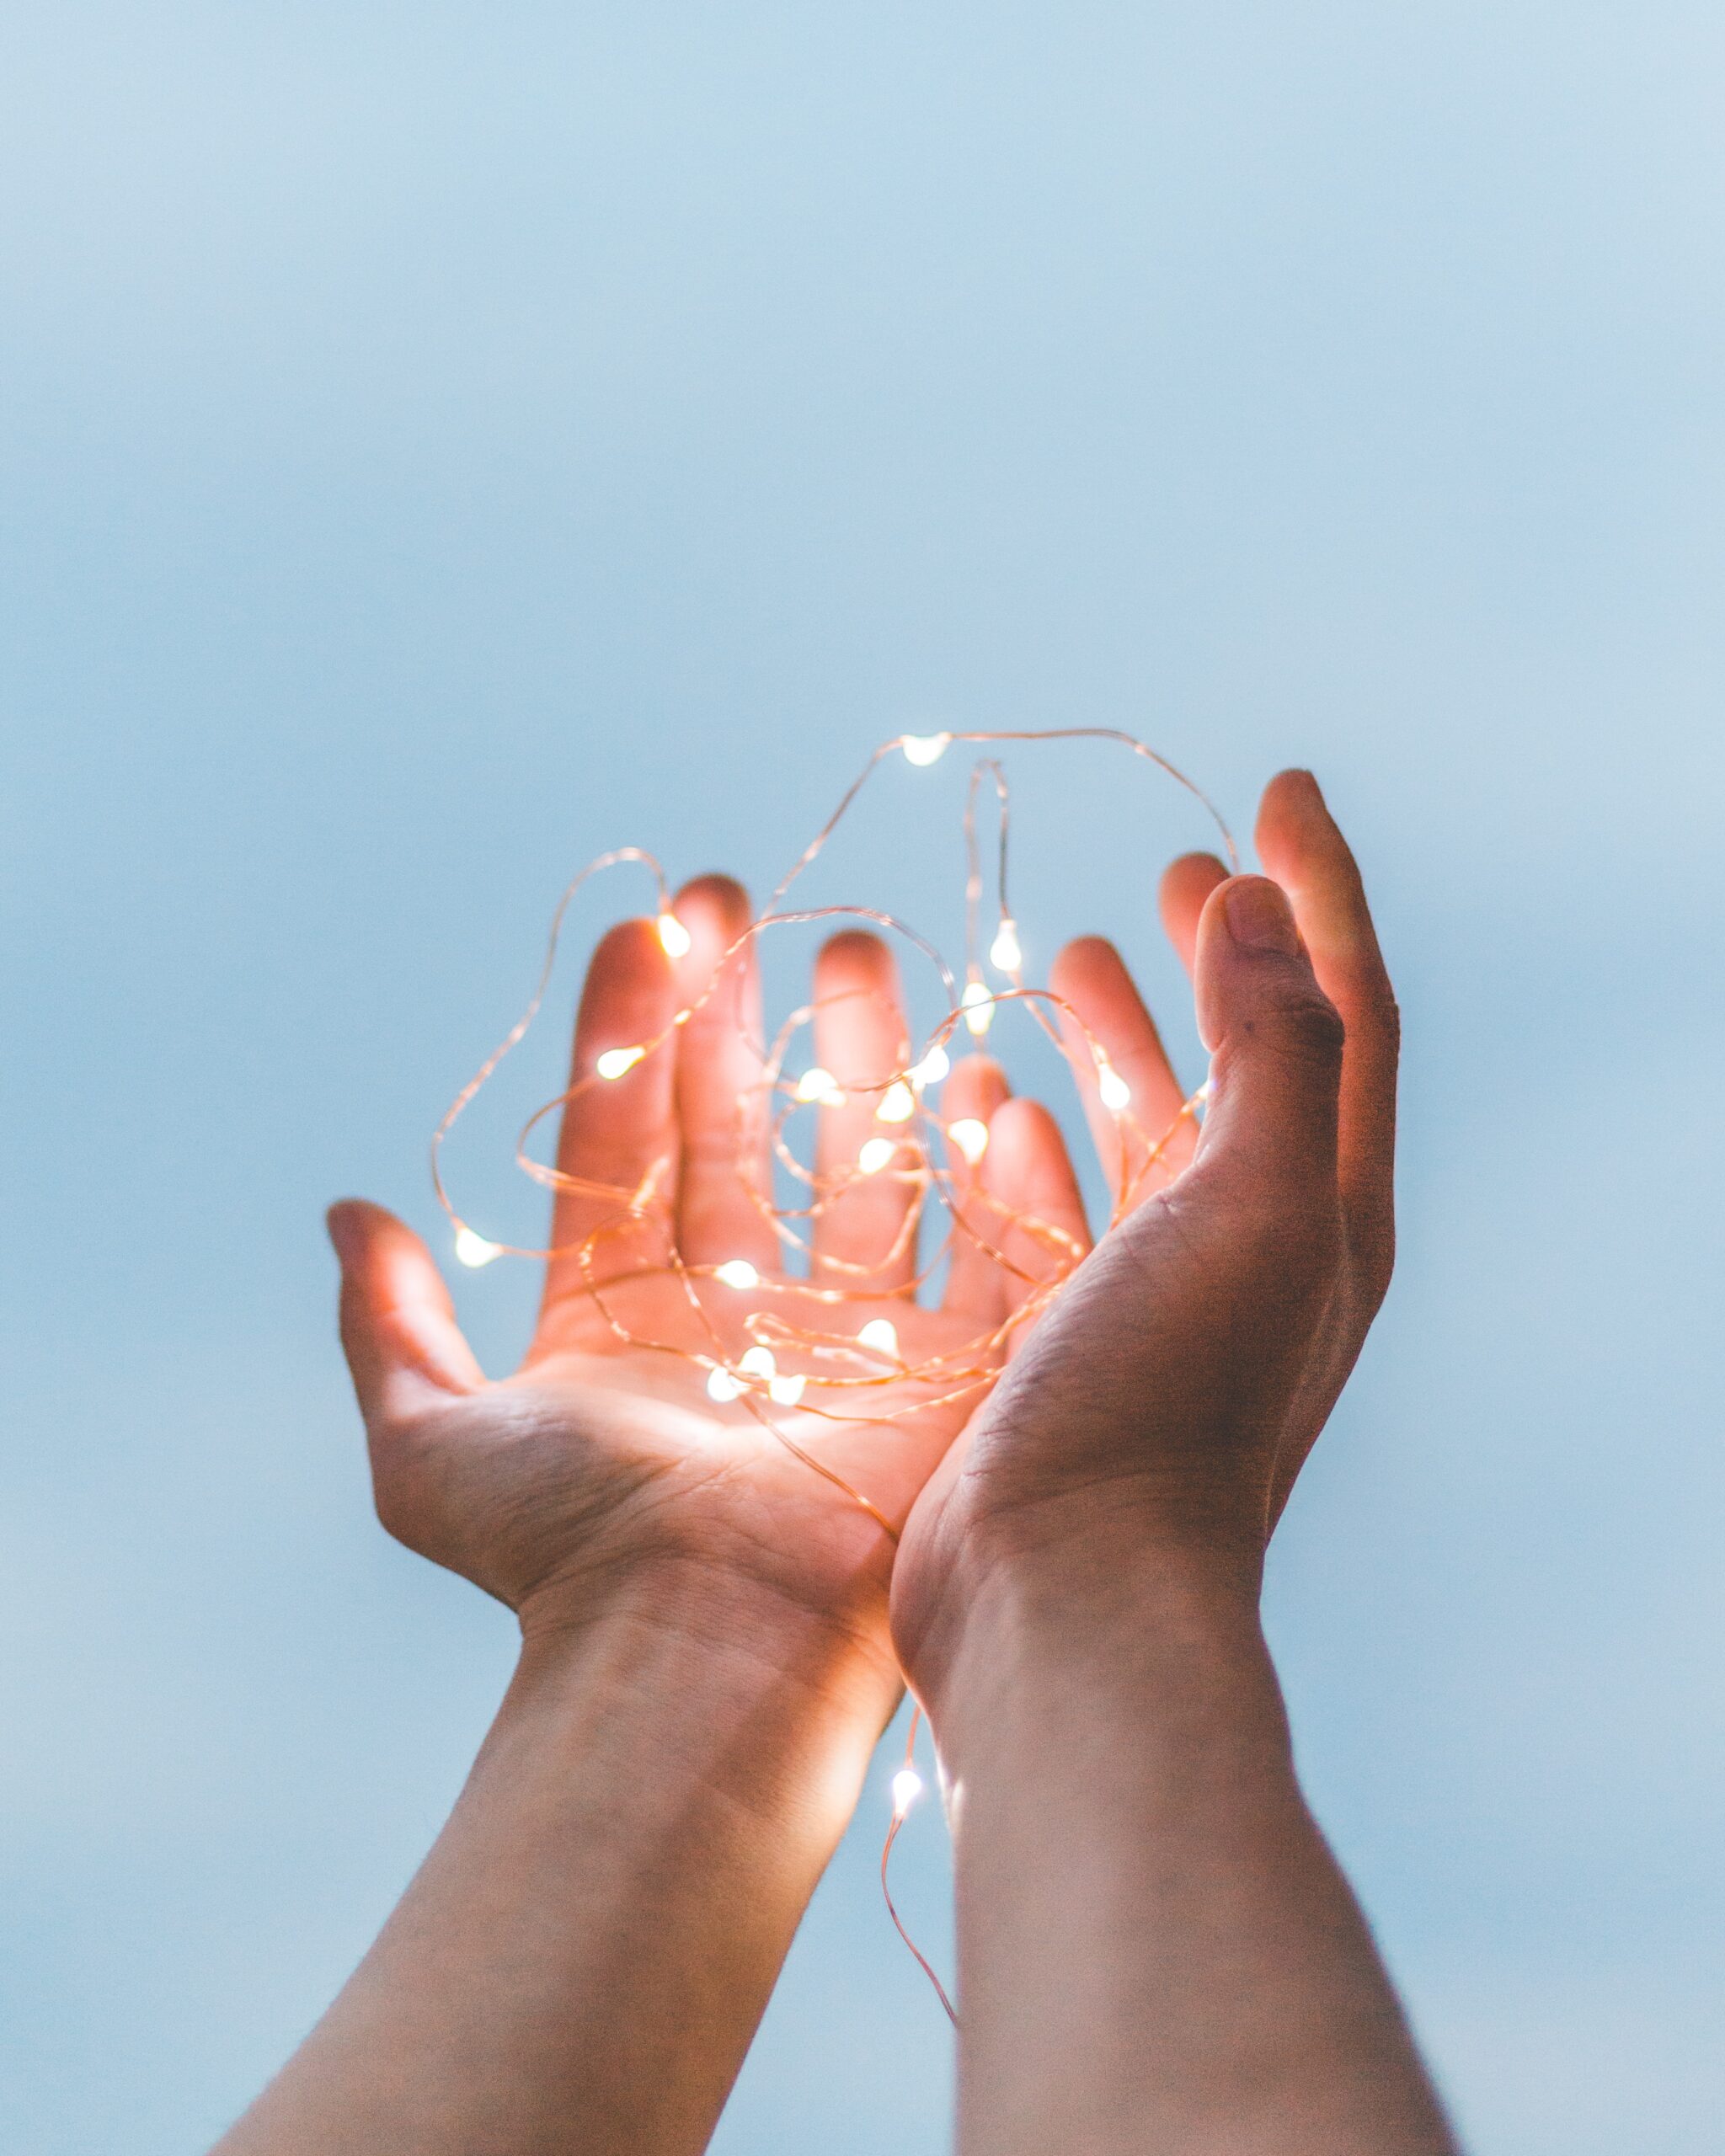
[900,732,952,767]
[891,1767,924,1817]
[595,1044,647,1080]
[961,979,995,1038]
[714,1258,760,1290]
[877,1079,915,1123]
[768,1372,806,1406]
[739,1345,777,1381]
[907,1044,950,1090]
[454,1226,501,1268]
[947,1117,989,1166]
[794,1065,846,1107]
[706,1366,743,1403]
[857,1317,900,1358]
[989,917,1023,973]
[857,1136,897,1175]
[656,911,692,958]
[1097,1061,1132,1111]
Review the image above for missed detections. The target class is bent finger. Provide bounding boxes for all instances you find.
[1049,935,1195,1210]
[328,1200,485,1434]
[937,1054,1012,1322]
[1253,771,1398,1288]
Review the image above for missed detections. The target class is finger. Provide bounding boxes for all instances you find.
[1049,936,1195,1211]
[811,931,917,1291]
[981,1097,1091,1353]
[670,875,778,1271]
[328,1201,485,1433]
[1252,771,1399,1289]
[543,917,681,1302]
[937,1054,1012,1321]
[1192,876,1345,1200]
[1159,851,1230,975]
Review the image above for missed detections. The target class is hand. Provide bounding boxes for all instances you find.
[329,873,1086,1695]
[893,770,1400,1694]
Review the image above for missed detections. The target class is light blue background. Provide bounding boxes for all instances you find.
[3,6,1722,2151]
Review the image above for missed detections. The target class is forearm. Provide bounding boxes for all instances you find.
[931,1540,1457,2156]
[216,1572,889,2156]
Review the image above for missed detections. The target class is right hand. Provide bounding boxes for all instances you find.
[892,770,1401,1699]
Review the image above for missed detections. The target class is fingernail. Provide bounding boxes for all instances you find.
[1224,878,1300,955]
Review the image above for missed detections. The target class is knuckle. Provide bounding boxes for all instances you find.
[1267,986,1347,1070]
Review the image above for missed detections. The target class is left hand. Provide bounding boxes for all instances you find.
[328,873,1086,1705]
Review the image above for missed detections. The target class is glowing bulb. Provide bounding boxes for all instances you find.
[707,1366,743,1403]
[989,917,1023,972]
[768,1372,806,1406]
[857,1136,897,1175]
[947,1117,989,1166]
[596,1044,647,1080]
[740,1345,777,1381]
[877,1079,916,1123]
[961,979,994,1038]
[908,1044,949,1090]
[857,1317,900,1359]
[1097,1061,1132,1112]
[454,1226,501,1268]
[795,1066,846,1107]
[714,1258,760,1290]
[891,1767,924,1817]
[656,911,692,958]
[901,732,952,767]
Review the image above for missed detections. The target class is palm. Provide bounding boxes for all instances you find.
[335,874,1055,1646]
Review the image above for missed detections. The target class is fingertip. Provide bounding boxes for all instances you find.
[674,871,753,921]
[326,1198,367,1266]
[1159,852,1229,973]
[1218,874,1304,958]
[815,926,898,991]
[982,1095,1069,1185]
[591,912,675,976]
[326,1197,409,1268]
[1048,934,1128,1007]
[941,1052,1009,1118]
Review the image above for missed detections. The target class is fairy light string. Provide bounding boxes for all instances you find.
[430,727,1237,2012]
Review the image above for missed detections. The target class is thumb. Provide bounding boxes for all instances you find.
[1194,877,1344,1190]
[326,1200,486,1431]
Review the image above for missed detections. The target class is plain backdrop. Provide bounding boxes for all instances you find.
[3,6,1722,2152]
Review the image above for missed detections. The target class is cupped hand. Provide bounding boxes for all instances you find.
[329,875,1084,1685]
[892,771,1400,1695]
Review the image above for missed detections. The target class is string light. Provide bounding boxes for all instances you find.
[900,732,952,766]
[426,728,1240,2020]
[794,1065,846,1107]
[961,978,995,1038]
[946,1117,990,1166]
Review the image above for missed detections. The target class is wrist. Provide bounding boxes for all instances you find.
[907,1516,1269,1757]
[510,1556,898,1835]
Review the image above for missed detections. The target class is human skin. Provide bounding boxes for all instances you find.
[213,873,1092,2156]
[892,771,1459,2155]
